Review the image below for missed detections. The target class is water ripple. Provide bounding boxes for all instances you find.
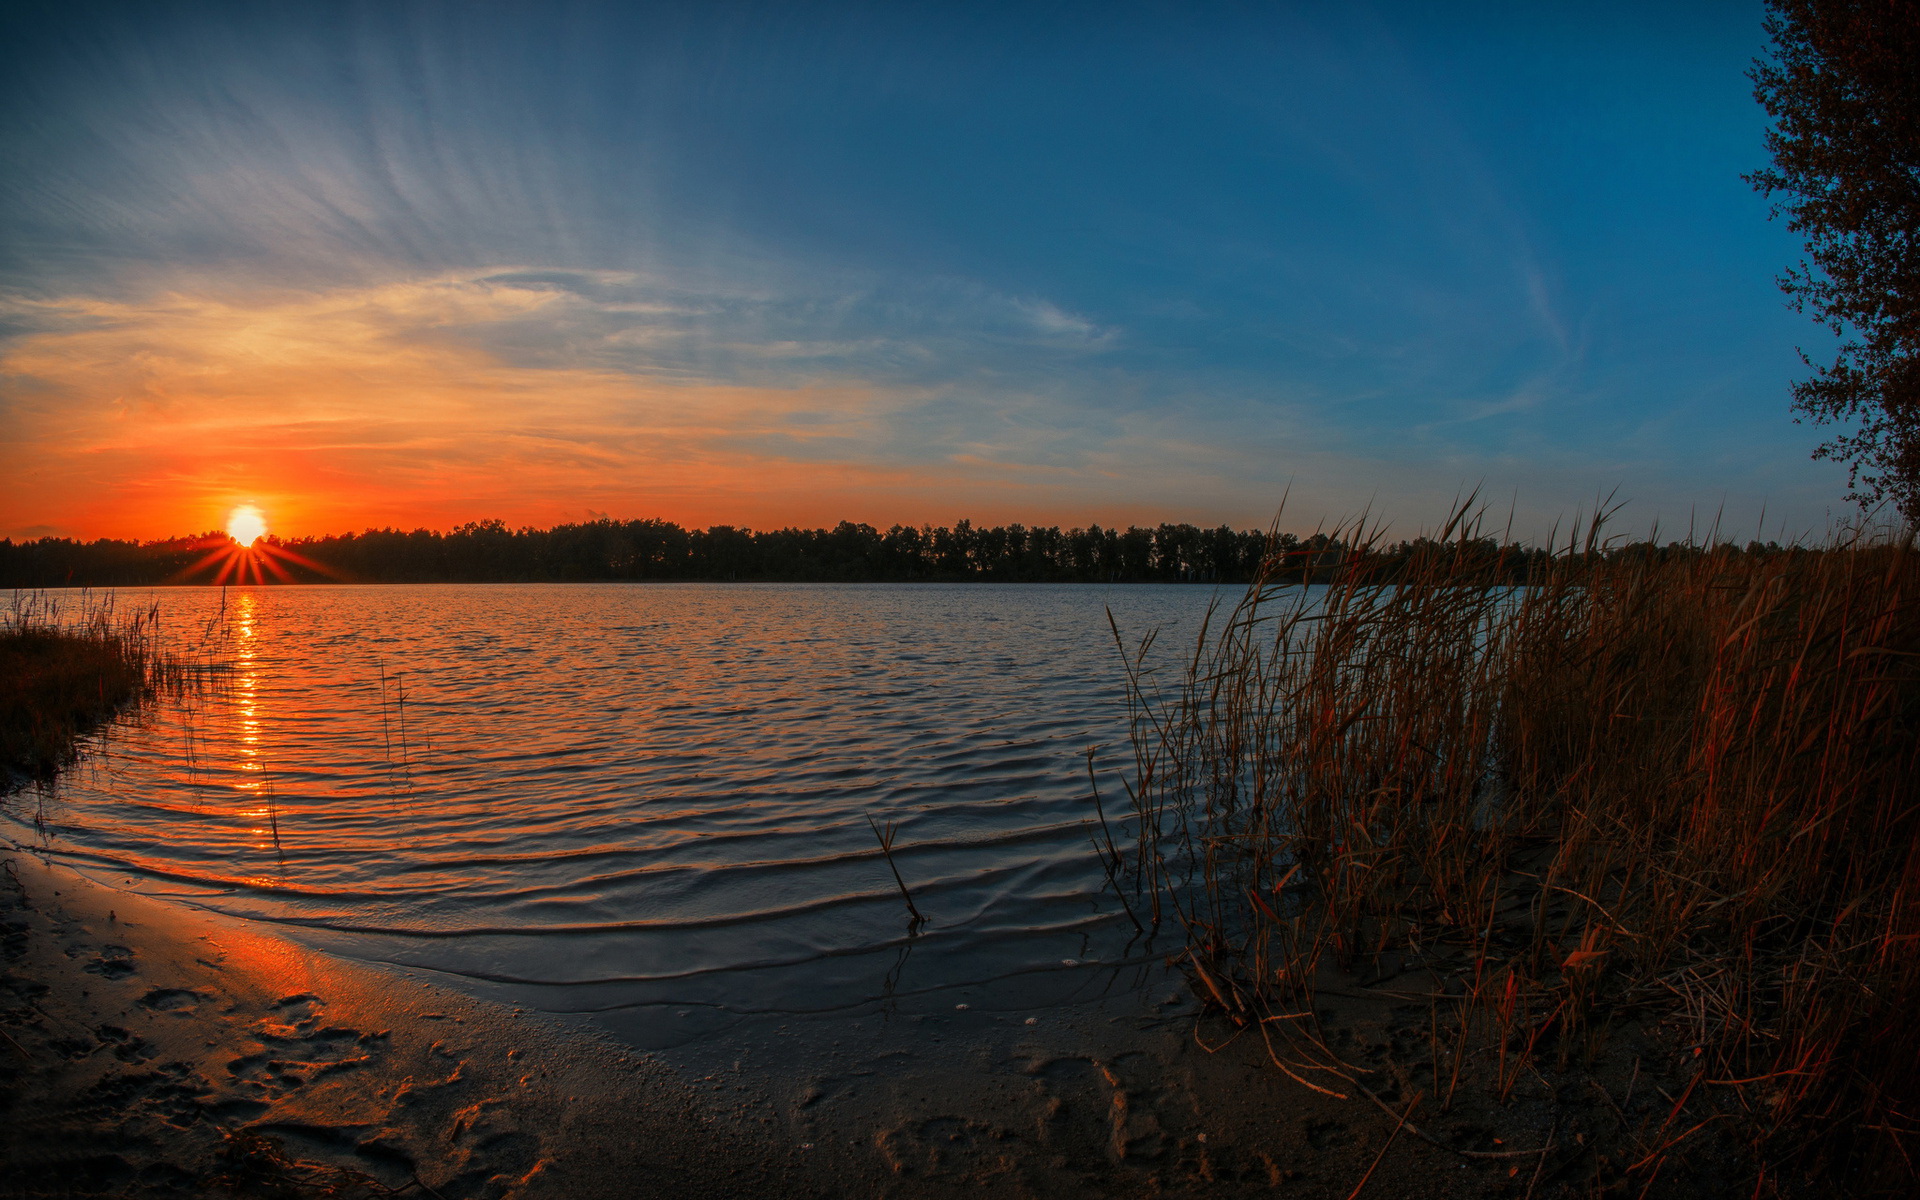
[6,582,1218,1014]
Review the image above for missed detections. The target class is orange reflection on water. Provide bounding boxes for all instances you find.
[222,592,283,867]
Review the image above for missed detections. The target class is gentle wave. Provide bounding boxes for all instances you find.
[5,582,1221,1015]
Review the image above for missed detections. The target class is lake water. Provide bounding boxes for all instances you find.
[7,584,1225,1043]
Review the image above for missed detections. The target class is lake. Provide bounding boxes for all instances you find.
[6,583,1225,1045]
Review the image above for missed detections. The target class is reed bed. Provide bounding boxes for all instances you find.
[1,591,205,781]
[1112,508,1920,1194]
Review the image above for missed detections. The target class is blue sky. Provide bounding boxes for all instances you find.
[0,0,1843,540]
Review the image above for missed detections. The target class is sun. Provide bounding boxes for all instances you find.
[184,506,330,584]
[227,505,268,545]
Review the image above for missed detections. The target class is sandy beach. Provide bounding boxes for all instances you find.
[0,848,814,1198]
[0,842,1620,1199]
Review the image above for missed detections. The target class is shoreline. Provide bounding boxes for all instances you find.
[1,843,1787,1198]
[0,845,1537,1199]
[0,849,802,1199]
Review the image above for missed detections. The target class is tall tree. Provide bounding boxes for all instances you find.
[1749,0,1920,521]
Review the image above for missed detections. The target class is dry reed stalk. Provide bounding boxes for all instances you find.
[866,812,925,928]
[1114,503,1920,1193]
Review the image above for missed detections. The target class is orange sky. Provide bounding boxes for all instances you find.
[0,275,1352,542]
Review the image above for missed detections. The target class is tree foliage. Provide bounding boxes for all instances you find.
[0,516,1579,588]
[1749,0,1920,520]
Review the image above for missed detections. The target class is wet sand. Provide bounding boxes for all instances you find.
[0,849,809,1197]
[2,846,1689,1199]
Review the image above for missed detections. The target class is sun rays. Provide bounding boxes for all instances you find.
[179,532,338,585]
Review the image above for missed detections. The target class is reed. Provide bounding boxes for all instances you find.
[1,591,209,783]
[867,812,926,929]
[1114,505,1920,1193]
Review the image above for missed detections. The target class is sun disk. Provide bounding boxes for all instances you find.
[227,505,267,545]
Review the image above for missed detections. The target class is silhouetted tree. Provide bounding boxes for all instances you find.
[0,517,1590,589]
[1750,0,1920,520]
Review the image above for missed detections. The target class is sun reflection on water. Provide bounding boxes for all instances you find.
[225,592,284,869]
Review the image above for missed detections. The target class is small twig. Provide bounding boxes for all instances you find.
[1256,1022,1350,1099]
[1523,1114,1559,1200]
[0,1024,33,1062]
[408,1173,451,1200]
[1588,1078,1655,1157]
[1347,1090,1421,1200]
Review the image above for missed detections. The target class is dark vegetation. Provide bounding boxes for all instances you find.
[1750,0,1920,521]
[1113,506,1920,1195]
[0,516,1801,588]
[0,596,192,782]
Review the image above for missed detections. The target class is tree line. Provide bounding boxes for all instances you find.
[0,516,1802,589]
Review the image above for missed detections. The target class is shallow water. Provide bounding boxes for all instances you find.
[6,583,1224,1040]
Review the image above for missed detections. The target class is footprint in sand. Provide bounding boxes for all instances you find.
[216,997,440,1191]
[226,995,388,1097]
[137,987,202,1015]
[1024,1053,1191,1165]
[85,1058,213,1128]
[83,945,136,980]
[875,1114,1025,1183]
[95,1024,157,1063]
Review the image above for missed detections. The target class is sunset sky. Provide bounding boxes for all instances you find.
[2,1,1841,543]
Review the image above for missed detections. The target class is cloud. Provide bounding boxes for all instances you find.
[0,262,1846,543]
[0,267,1498,539]
[0,274,940,536]
[0,267,1212,540]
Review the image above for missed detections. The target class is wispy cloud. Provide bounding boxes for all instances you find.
[0,277,862,531]
[0,269,1153,537]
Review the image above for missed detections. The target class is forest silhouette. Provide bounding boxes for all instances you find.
[0,516,1789,588]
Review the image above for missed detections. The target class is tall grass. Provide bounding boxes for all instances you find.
[1,592,199,781]
[1114,507,1920,1192]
